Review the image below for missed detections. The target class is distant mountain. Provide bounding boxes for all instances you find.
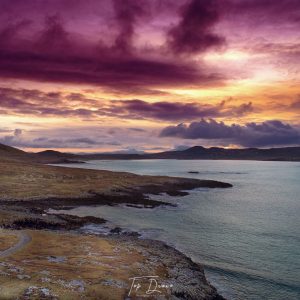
[147,146,300,161]
[1,143,300,162]
[0,144,77,163]
[36,150,78,159]
[36,150,70,157]
[34,149,143,162]
[79,145,300,161]
[69,145,300,161]
[34,150,85,163]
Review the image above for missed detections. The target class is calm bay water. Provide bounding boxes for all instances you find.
[56,160,300,300]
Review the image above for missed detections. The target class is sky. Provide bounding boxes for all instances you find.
[0,0,300,153]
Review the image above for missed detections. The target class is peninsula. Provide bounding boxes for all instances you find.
[0,143,230,299]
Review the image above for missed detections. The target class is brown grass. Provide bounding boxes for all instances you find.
[0,230,169,299]
[0,230,19,251]
[0,158,176,200]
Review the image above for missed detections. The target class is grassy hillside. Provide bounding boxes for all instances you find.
[0,143,30,161]
[0,158,230,203]
[0,158,169,199]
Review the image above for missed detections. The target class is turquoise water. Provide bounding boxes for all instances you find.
[56,160,300,300]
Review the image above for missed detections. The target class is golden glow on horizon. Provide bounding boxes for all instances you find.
[1,51,299,153]
[0,0,299,153]
[203,50,252,62]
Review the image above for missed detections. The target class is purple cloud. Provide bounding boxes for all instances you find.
[109,99,253,121]
[168,0,225,54]
[2,0,298,92]
[0,2,225,92]
[0,87,254,121]
[225,0,300,25]
[112,0,146,54]
[160,119,300,147]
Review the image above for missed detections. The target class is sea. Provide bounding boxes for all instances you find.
[53,159,300,300]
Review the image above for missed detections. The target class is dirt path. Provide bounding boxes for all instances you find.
[0,231,31,258]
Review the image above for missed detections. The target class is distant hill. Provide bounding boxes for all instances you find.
[146,146,300,161]
[38,145,300,162]
[1,143,300,162]
[0,143,31,162]
[36,150,69,157]
[0,143,26,156]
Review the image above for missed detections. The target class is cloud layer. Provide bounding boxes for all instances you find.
[0,1,226,93]
[1,0,299,92]
[0,87,254,122]
[160,119,300,147]
[168,0,225,54]
[0,0,300,151]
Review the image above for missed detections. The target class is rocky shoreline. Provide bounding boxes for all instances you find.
[1,177,232,210]
[0,176,231,232]
[0,183,229,299]
[0,205,226,299]
[0,158,230,299]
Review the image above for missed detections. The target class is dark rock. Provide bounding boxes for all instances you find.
[110,227,122,234]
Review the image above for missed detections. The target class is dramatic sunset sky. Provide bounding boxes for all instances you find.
[0,0,300,152]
